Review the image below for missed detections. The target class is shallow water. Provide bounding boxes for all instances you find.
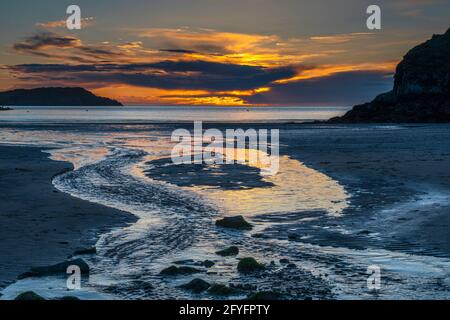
[0,121,449,300]
[0,106,348,124]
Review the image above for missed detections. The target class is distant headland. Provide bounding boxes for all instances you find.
[0,87,123,107]
[329,28,450,123]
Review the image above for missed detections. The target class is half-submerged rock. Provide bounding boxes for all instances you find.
[215,216,253,230]
[160,265,202,276]
[18,258,89,279]
[330,28,450,123]
[179,278,211,293]
[14,291,46,300]
[237,257,265,273]
[216,246,239,256]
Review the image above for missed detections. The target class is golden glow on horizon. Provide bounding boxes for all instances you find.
[3,24,409,105]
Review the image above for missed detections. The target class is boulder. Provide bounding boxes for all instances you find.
[237,257,265,273]
[215,216,253,230]
[18,258,89,279]
[14,291,45,300]
[160,265,202,276]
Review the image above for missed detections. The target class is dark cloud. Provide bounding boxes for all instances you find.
[245,71,394,106]
[12,32,119,62]
[159,49,199,54]
[13,32,79,52]
[8,60,297,91]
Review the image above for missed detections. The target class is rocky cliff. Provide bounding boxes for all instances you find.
[330,28,450,123]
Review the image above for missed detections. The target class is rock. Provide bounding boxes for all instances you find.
[329,28,450,123]
[160,265,202,276]
[203,260,215,268]
[14,291,45,300]
[173,259,195,265]
[74,247,97,255]
[58,296,81,300]
[215,246,239,256]
[179,278,211,293]
[18,258,89,279]
[207,284,237,296]
[247,291,282,300]
[215,216,253,230]
[237,257,265,273]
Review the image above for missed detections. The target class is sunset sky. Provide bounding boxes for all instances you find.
[1,0,449,106]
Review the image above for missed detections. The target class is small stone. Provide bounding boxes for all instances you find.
[160,265,202,276]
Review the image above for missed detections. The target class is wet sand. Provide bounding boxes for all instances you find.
[0,146,136,289]
[274,123,450,257]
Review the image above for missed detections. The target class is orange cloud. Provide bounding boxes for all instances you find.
[36,17,94,29]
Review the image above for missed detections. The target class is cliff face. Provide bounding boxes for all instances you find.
[0,87,123,106]
[330,28,450,123]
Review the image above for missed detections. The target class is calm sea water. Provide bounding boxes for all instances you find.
[0,106,349,123]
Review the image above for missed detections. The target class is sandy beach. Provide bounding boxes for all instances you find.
[0,146,136,290]
[0,122,449,300]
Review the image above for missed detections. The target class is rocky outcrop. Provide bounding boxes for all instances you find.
[237,257,265,273]
[17,258,89,279]
[0,87,123,106]
[215,216,253,230]
[330,28,450,123]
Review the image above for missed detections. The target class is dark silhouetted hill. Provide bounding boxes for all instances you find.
[330,28,450,123]
[0,87,123,106]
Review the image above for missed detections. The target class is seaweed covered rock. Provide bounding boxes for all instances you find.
[14,291,46,300]
[179,278,211,293]
[215,216,252,230]
[237,257,265,273]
